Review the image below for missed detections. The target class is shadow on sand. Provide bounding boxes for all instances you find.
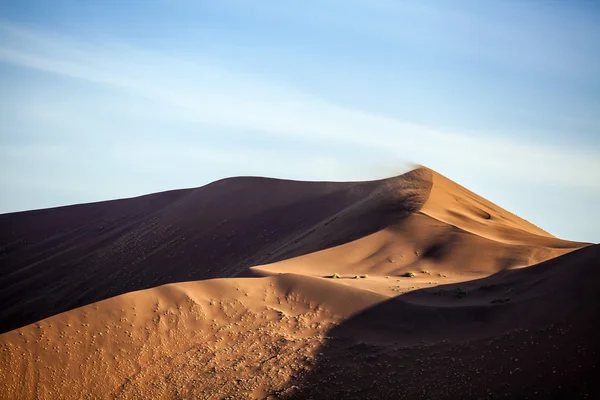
[283,245,600,399]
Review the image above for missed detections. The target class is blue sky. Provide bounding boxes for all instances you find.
[1,0,599,242]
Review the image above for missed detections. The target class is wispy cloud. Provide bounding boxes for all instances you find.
[1,20,599,193]
[209,0,600,78]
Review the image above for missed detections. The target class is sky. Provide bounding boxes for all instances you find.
[0,0,599,242]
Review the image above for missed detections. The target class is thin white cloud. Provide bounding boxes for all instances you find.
[1,20,599,191]
[222,0,600,77]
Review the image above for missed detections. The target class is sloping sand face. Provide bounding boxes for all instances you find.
[0,274,386,399]
[420,168,562,242]
[0,169,431,334]
[0,167,596,399]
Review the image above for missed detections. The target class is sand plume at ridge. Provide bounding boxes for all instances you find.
[250,168,586,287]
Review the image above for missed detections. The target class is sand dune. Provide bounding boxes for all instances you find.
[0,168,429,333]
[0,167,597,399]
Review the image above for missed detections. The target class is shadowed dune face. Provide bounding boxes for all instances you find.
[0,167,596,399]
[285,245,600,399]
[0,169,430,333]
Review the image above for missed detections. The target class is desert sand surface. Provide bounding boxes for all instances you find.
[0,167,597,399]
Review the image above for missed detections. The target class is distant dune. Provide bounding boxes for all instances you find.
[0,167,597,399]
